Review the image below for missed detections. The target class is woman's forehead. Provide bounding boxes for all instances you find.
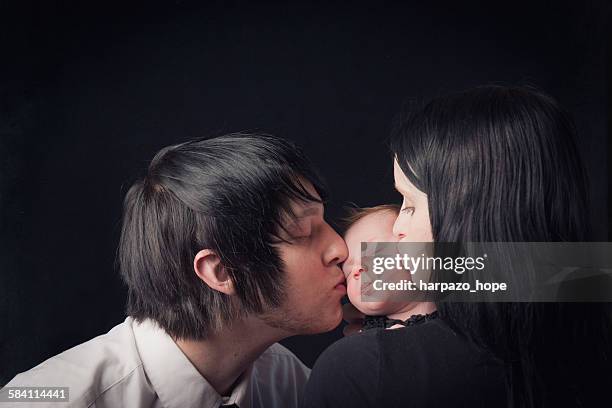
[394,159,425,197]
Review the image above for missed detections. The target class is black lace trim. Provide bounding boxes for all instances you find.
[361,311,439,332]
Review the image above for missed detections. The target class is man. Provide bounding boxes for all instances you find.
[3,134,348,407]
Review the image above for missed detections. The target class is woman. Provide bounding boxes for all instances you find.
[303,86,611,407]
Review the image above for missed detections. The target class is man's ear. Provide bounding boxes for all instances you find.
[193,249,235,295]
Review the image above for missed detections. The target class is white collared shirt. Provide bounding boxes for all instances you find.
[3,317,311,408]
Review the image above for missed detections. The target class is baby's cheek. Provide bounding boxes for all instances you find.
[347,279,361,304]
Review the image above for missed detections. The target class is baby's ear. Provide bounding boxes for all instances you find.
[193,249,235,295]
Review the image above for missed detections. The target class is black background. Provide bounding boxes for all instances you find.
[1,0,609,384]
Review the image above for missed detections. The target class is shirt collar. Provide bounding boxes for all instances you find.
[131,317,253,408]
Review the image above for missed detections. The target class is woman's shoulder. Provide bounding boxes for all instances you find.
[303,317,506,407]
[309,327,382,382]
[308,316,459,380]
[302,329,382,408]
[376,317,504,374]
[378,315,467,348]
[303,318,453,408]
[377,318,507,406]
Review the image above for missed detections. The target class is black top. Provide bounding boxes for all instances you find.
[362,311,439,331]
[302,316,507,407]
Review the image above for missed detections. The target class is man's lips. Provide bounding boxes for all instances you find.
[334,277,347,293]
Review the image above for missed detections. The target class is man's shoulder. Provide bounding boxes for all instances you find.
[255,342,310,374]
[313,329,380,374]
[4,318,147,407]
[261,342,305,360]
[248,342,310,406]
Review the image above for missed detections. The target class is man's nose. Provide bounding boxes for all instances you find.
[324,226,348,267]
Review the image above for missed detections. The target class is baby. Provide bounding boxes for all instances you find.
[342,204,436,331]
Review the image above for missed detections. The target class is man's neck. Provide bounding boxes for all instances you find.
[175,317,286,396]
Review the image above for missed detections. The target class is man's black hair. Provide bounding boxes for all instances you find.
[118,133,327,339]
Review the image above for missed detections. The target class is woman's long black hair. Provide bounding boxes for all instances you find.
[391,85,611,408]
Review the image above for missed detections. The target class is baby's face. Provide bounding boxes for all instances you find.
[343,210,411,316]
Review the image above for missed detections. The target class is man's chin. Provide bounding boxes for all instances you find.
[258,304,343,335]
[307,309,343,334]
